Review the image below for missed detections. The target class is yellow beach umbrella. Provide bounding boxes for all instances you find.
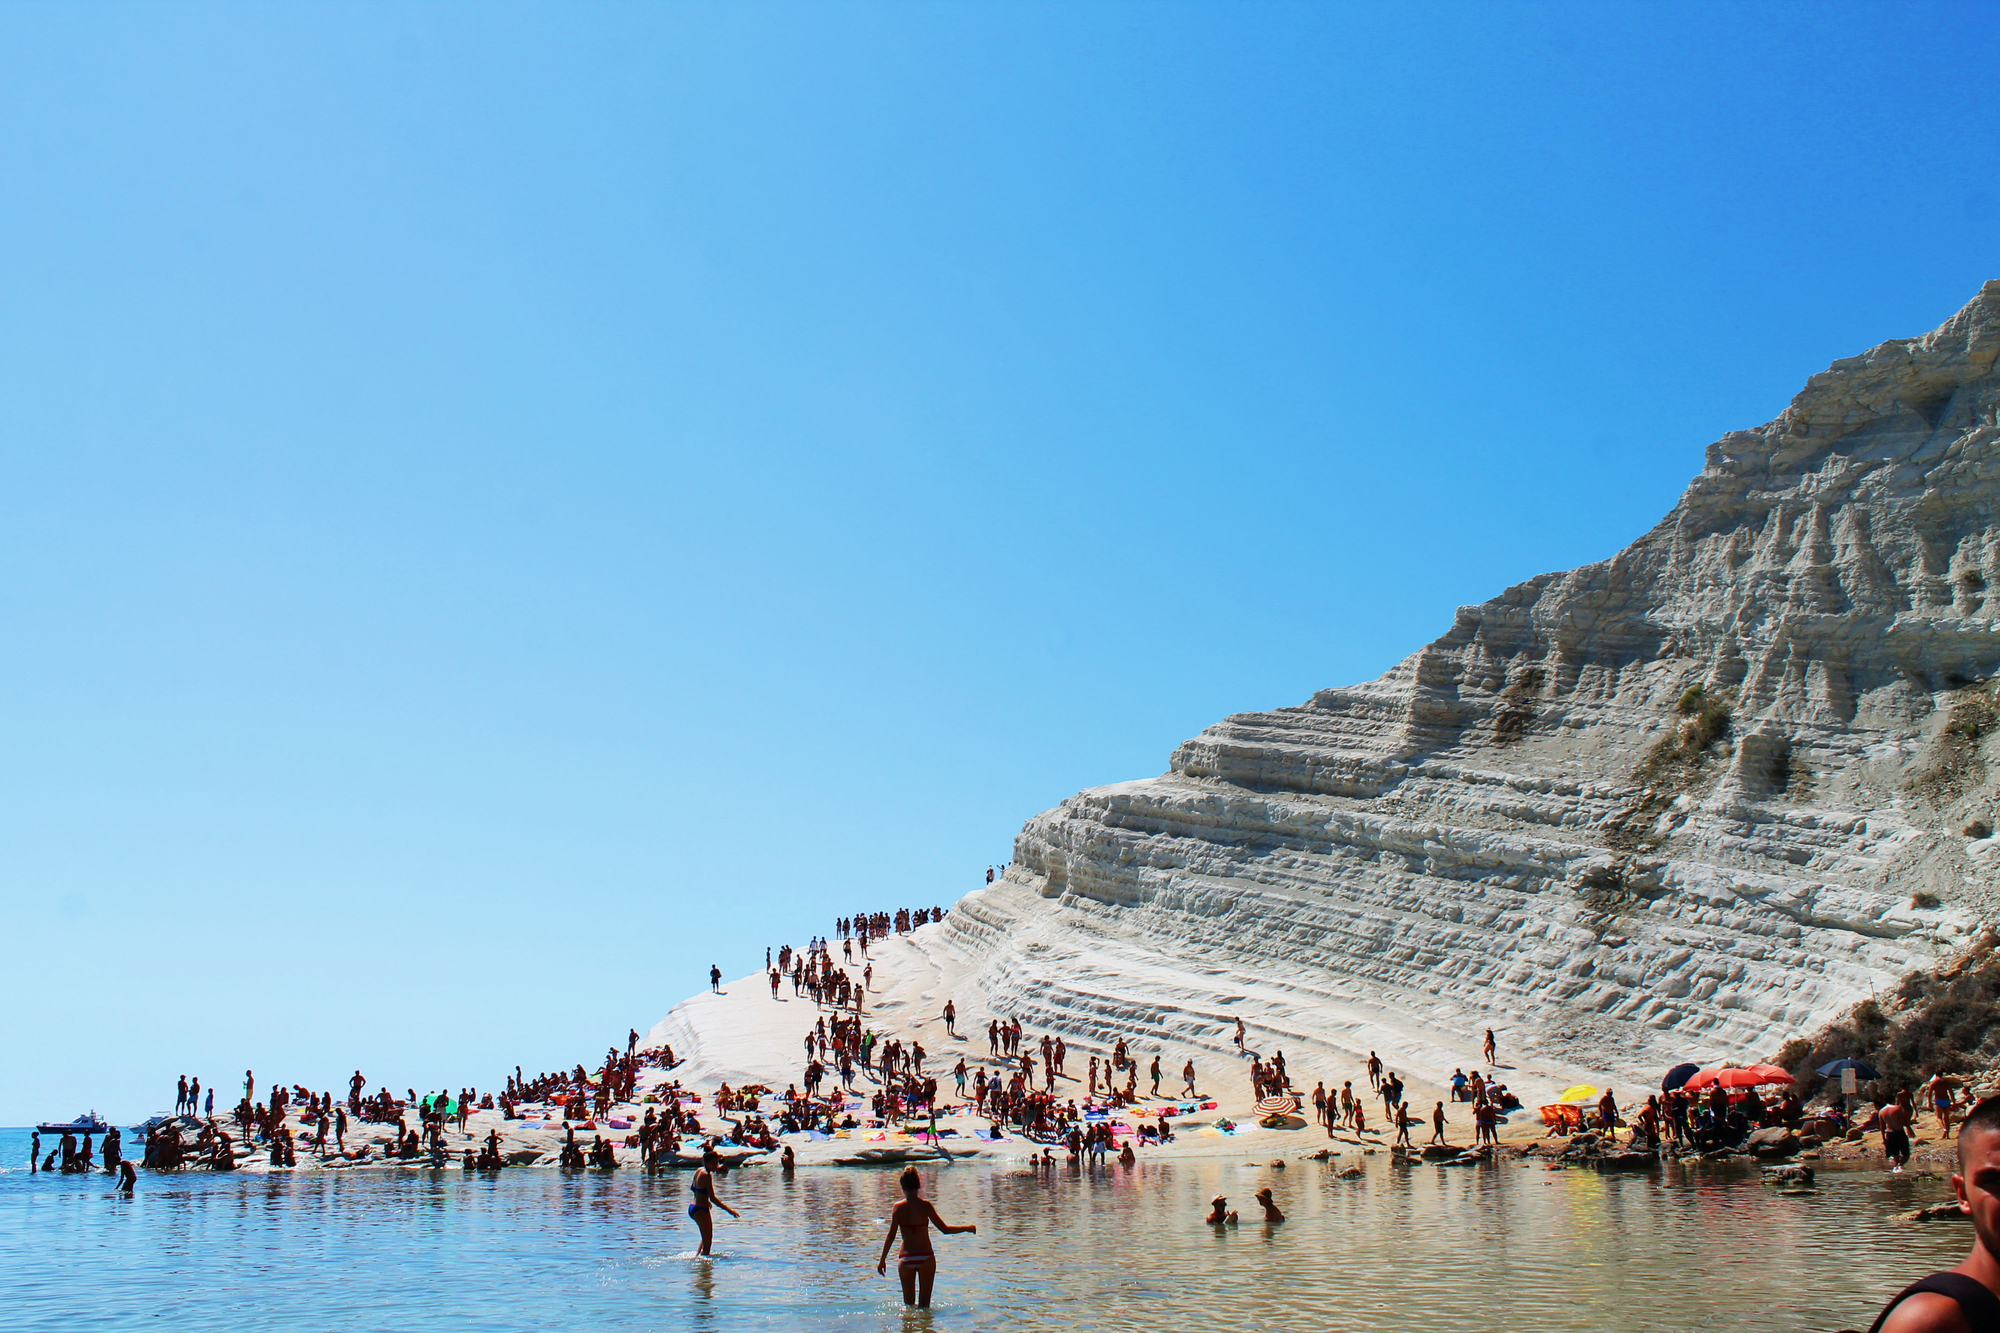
[1556,1085,1602,1104]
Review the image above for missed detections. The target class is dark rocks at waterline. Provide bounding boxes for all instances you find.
[1893,1202,1969,1222]
[1746,1126,1799,1158]
[1762,1163,1815,1188]
[1590,1150,1660,1173]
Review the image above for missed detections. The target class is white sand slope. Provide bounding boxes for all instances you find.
[647,918,1601,1160]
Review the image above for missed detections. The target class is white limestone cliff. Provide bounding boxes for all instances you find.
[921,282,2000,1101]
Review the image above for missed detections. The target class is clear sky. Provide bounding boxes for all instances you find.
[2,2,1996,1125]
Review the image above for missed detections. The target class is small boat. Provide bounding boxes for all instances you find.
[35,1111,111,1136]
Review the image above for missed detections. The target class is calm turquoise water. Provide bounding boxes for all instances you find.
[0,1126,1969,1331]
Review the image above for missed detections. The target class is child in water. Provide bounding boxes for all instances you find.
[876,1167,977,1308]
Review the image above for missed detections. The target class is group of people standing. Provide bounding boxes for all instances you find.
[173,1074,212,1118]
[837,907,946,945]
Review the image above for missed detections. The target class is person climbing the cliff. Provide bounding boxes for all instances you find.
[1233,1018,1246,1053]
[1864,1095,2000,1331]
[876,1167,976,1308]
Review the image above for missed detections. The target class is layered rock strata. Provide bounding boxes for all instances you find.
[931,282,2000,1096]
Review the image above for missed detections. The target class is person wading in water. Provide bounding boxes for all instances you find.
[687,1147,740,1257]
[875,1167,976,1308]
[1864,1095,2000,1331]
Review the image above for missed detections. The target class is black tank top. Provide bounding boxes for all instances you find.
[1867,1272,2000,1332]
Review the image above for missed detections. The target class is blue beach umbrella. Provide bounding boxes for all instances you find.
[1816,1058,1880,1080]
[1661,1063,1700,1092]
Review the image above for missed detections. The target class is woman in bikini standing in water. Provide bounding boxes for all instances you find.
[875,1167,976,1308]
[688,1147,740,1257]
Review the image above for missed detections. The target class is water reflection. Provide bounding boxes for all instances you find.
[0,1135,1971,1332]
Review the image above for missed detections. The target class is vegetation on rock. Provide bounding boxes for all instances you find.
[1777,935,2000,1093]
[1909,683,2000,809]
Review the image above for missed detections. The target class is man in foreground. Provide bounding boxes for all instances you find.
[1866,1095,2000,1331]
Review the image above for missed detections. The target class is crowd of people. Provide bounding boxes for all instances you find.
[27,1126,138,1191]
[40,904,2000,1328]
[836,907,947,946]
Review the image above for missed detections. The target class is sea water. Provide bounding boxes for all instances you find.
[0,1126,1966,1331]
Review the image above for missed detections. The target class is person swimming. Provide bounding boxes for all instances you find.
[688,1147,740,1256]
[876,1166,976,1308]
[1254,1187,1284,1223]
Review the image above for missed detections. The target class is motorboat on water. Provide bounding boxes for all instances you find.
[35,1111,111,1136]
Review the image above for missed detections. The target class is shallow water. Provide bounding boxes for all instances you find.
[0,1126,1968,1331]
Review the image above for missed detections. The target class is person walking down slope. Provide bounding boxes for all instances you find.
[1182,1060,1197,1098]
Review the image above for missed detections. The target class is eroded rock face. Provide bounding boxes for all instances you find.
[938,282,2000,1094]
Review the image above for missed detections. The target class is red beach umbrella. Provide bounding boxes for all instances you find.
[1682,1064,1795,1091]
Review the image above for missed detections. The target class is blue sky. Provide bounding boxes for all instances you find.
[2,2,1996,1124]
